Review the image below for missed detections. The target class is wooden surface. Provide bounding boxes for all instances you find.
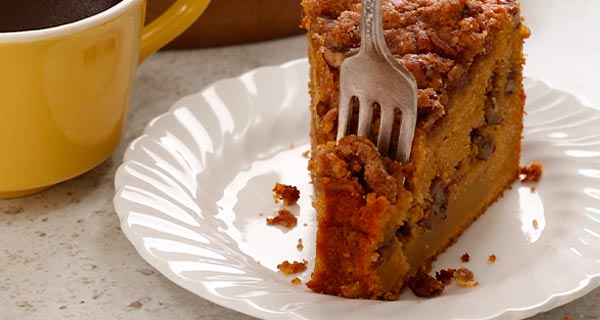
[147,0,304,48]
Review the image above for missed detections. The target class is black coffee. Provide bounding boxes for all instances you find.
[0,0,123,32]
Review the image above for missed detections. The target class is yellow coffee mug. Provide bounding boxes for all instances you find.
[0,0,210,198]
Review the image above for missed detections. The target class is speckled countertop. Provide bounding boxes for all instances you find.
[1,1,599,319]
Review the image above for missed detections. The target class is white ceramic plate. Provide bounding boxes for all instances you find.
[114,59,600,320]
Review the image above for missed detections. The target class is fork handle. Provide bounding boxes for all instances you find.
[360,0,387,55]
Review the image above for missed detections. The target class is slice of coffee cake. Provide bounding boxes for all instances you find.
[302,0,529,299]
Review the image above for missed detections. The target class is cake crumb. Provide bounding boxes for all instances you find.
[266,209,297,228]
[290,143,295,148]
[291,277,302,285]
[519,161,543,182]
[258,213,264,217]
[407,272,445,298]
[277,260,308,275]
[488,254,497,263]
[273,183,300,205]
[564,316,572,320]
[454,267,479,287]
[532,219,539,230]
[302,150,310,158]
[460,253,470,263]
[297,238,304,251]
[435,268,456,285]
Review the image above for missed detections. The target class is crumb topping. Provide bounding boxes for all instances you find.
[303,0,527,128]
[488,254,497,262]
[266,209,298,228]
[333,135,400,203]
[273,183,301,205]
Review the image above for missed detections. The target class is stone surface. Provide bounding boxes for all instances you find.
[1,1,599,319]
[0,35,306,320]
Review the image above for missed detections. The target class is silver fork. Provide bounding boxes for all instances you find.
[336,0,418,163]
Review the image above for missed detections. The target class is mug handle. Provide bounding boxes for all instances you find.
[139,0,211,62]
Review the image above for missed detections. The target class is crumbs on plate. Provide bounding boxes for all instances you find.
[460,252,470,263]
[454,267,479,287]
[432,267,480,291]
[519,161,543,183]
[266,208,297,228]
[407,272,445,298]
[297,238,304,251]
[277,260,308,275]
[273,183,300,206]
[435,268,456,285]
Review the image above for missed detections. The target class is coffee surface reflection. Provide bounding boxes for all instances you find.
[0,0,122,32]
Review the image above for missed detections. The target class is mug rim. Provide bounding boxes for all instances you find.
[0,0,142,44]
